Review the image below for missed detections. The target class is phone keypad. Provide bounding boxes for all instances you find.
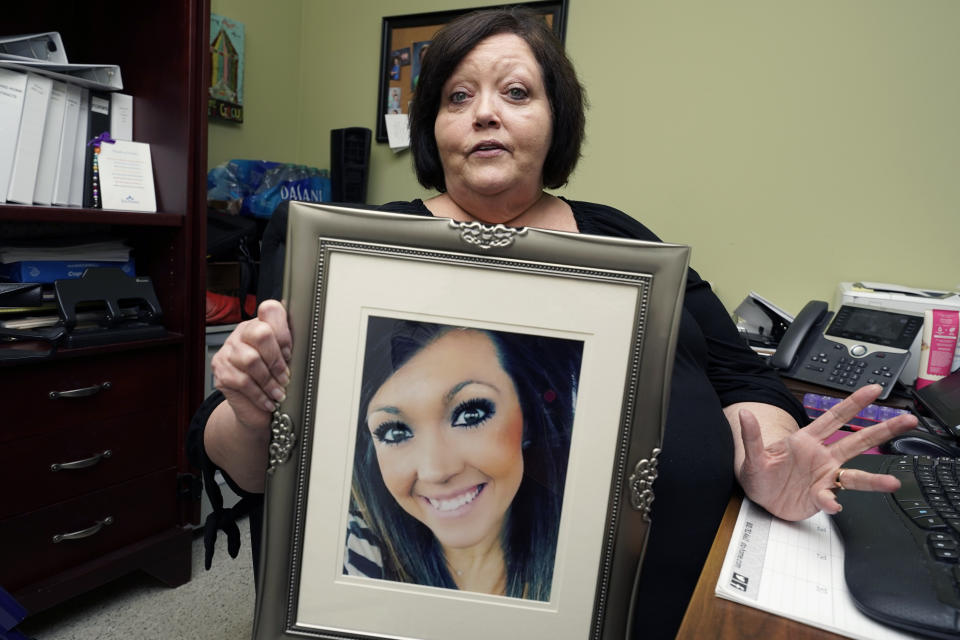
[793,337,907,398]
[828,357,868,387]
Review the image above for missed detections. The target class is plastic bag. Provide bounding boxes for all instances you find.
[245,163,331,217]
[207,160,330,218]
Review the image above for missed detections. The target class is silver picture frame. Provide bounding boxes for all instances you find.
[253,202,690,640]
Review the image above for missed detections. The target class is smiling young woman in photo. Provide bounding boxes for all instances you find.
[344,317,582,601]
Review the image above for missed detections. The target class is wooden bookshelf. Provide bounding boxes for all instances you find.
[0,0,208,613]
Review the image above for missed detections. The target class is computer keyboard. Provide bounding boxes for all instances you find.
[833,454,960,639]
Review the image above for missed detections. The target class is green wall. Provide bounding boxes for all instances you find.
[207,0,304,167]
[208,0,960,314]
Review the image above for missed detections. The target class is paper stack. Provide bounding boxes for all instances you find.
[0,240,134,283]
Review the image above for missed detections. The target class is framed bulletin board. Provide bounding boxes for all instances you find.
[375,1,568,143]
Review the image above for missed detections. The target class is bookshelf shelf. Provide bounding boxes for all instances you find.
[0,0,208,614]
[0,204,185,227]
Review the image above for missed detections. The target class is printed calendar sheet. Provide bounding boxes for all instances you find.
[714,498,921,639]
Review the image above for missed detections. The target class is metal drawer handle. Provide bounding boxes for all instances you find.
[52,516,114,543]
[50,449,112,472]
[49,381,112,399]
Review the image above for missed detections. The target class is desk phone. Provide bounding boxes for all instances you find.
[770,301,924,399]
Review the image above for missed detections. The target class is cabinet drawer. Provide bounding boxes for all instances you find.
[0,405,177,519]
[0,468,179,592]
[0,348,178,443]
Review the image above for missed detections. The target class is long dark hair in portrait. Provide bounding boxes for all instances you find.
[349,316,583,601]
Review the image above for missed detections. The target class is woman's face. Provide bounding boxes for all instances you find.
[433,33,552,211]
[365,329,525,552]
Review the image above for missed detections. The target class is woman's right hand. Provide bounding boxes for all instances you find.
[211,299,293,434]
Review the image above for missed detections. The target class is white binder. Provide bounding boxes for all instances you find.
[52,83,82,206]
[6,72,52,204]
[68,88,90,207]
[0,68,28,204]
[33,80,67,205]
[0,60,122,92]
[0,32,68,64]
[110,92,133,141]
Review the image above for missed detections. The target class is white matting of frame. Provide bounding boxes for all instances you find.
[295,251,639,639]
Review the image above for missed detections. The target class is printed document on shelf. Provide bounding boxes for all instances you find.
[715,498,921,639]
[97,140,157,212]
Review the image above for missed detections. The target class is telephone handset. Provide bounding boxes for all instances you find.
[770,300,924,400]
[769,300,830,370]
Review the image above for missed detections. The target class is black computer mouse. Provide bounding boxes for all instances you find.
[881,429,960,458]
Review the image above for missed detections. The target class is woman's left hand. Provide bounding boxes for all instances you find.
[736,384,918,521]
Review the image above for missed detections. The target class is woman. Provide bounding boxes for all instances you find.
[191,7,917,638]
[344,317,582,601]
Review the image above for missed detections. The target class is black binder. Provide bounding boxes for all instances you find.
[81,90,111,208]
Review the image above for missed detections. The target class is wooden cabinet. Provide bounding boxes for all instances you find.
[0,0,208,613]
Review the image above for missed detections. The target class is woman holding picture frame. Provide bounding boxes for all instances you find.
[190,7,918,638]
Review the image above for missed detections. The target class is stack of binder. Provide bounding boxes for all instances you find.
[0,31,129,209]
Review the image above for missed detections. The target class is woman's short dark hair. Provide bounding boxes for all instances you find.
[409,7,586,192]
[350,317,582,601]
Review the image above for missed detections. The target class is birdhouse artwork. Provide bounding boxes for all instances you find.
[209,14,245,123]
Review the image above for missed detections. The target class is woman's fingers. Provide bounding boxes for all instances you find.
[827,412,918,461]
[211,300,292,415]
[257,299,293,369]
[815,465,904,514]
[800,383,920,466]
[738,407,766,464]
[831,467,902,494]
[214,338,280,411]
[803,384,885,440]
[815,487,842,514]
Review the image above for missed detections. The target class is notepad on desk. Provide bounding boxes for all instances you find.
[714,498,920,639]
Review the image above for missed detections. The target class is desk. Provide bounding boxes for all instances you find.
[675,492,848,640]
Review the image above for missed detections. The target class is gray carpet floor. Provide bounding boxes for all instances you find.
[16,518,255,640]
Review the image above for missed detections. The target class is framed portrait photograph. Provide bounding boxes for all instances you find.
[375,0,568,143]
[252,202,690,640]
